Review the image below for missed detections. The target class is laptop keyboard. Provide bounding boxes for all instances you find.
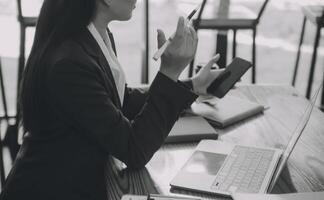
[211,145,275,193]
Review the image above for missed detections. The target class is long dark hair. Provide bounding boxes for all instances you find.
[20,0,96,133]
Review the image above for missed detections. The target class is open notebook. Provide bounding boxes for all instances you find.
[190,96,265,128]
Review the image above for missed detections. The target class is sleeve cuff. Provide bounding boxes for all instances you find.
[149,72,198,110]
[179,79,194,91]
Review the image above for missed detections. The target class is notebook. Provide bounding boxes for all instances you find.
[190,96,265,128]
[165,116,218,143]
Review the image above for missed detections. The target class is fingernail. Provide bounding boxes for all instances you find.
[212,63,219,69]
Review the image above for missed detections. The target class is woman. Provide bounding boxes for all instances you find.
[1,0,222,199]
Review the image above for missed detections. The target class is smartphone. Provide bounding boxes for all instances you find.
[207,57,252,98]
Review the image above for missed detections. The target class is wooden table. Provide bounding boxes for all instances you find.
[105,85,324,200]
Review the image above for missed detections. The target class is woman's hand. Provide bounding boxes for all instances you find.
[191,54,225,96]
[157,17,198,81]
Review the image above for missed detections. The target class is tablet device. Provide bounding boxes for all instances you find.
[207,57,252,98]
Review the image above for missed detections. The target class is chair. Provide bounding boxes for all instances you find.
[16,0,38,121]
[292,6,324,111]
[0,57,9,189]
[2,0,38,161]
[0,133,5,190]
[16,0,38,97]
[189,0,270,83]
[142,0,149,84]
[0,125,6,190]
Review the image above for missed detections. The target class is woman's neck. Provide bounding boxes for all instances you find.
[92,12,112,41]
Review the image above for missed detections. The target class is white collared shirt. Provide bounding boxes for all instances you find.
[87,22,126,106]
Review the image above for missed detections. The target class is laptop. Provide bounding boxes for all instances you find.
[170,84,323,196]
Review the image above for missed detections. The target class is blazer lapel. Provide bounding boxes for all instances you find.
[107,28,117,57]
[75,28,122,109]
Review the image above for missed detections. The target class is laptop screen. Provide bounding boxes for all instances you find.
[283,83,322,161]
[268,83,323,191]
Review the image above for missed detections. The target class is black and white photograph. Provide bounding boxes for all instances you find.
[0,0,323,199]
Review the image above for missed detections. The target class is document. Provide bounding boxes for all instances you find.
[232,191,324,200]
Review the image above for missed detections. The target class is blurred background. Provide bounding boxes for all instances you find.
[0,0,324,116]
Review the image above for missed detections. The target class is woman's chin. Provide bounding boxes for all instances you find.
[119,14,133,21]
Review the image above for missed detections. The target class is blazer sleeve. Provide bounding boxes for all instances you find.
[48,59,197,169]
[122,79,194,120]
[122,86,148,120]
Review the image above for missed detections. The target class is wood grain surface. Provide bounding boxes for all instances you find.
[105,85,324,200]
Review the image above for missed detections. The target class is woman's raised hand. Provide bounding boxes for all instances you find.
[191,54,225,96]
[157,17,198,81]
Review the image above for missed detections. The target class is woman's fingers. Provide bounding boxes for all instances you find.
[157,29,166,48]
[188,25,198,55]
[210,69,225,77]
[174,17,185,39]
[199,54,221,73]
[175,17,197,42]
[189,25,198,42]
[159,16,198,80]
[206,54,220,68]
[157,29,167,49]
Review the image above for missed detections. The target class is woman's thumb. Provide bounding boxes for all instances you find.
[157,29,166,48]
[206,54,220,69]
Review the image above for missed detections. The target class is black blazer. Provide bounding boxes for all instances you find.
[0,28,197,200]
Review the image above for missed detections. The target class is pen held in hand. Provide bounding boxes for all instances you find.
[153,4,202,61]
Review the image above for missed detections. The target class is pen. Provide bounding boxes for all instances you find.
[153,3,202,61]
